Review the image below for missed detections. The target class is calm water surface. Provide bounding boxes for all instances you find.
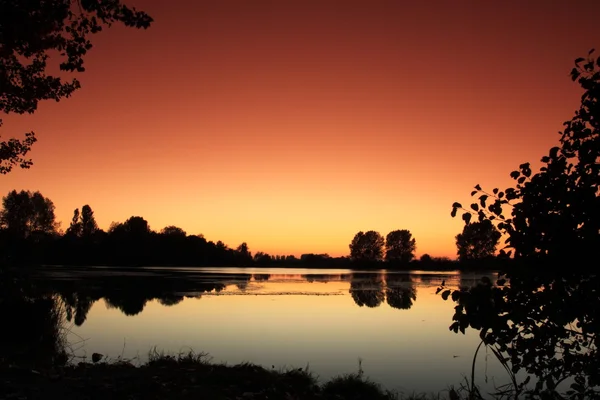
[38,267,511,395]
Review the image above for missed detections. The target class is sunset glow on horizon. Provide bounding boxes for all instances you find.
[1,0,599,258]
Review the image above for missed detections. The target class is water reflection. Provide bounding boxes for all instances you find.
[7,267,504,394]
[303,274,351,283]
[54,273,239,322]
[252,274,271,282]
[385,274,416,310]
[350,273,385,308]
[61,291,100,325]
[24,268,498,326]
[347,273,418,310]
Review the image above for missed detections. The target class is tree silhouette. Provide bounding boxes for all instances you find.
[65,204,98,238]
[445,51,600,396]
[66,208,82,237]
[235,242,252,264]
[121,216,151,237]
[0,0,152,173]
[420,254,432,263]
[349,231,384,262]
[0,190,56,238]
[161,226,187,237]
[451,52,600,261]
[385,229,416,263]
[80,205,98,238]
[455,220,501,261]
[253,251,272,264]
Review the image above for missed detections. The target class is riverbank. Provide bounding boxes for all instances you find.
[2,352,454,400]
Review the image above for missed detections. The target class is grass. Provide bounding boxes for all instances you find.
[4,347,475,399]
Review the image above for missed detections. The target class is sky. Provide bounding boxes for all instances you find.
[1,0,599,258]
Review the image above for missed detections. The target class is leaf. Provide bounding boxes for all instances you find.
[449,322,459,333]
[549,147,559,158]
[462,212,471,224]
[492,188,498,195]
[470,190,477,196]
[452,202,462,209]
[510,171,520,179]
[470,203,479,212]
[479,194,488,208]
[574,57,585,64]
[517,177,526,184]
[474,184,482,191]
[441,290,451,300]
[571,68,580,81]
[450,207,457,218]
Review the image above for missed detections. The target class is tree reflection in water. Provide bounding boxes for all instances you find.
[348,272,417,310]
[15,269,426,336]
[385,273,416,310]
[349,273,385,308]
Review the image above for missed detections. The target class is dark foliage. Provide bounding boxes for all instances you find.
[0,268,67,368]
[445,50,600,397]
[455,220,501,261]
[0,0,152,173]
[349,231,385,262]
[385,229,416,264]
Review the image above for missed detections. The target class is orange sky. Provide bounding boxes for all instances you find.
[1,0,599,258]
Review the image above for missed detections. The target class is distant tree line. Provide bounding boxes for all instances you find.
[0,190,348,267]
[0,189,507,269]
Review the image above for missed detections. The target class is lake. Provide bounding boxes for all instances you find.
[32,266,511,396]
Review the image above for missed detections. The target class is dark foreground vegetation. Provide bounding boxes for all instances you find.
[2,353,404,400]
[437,49,600,399]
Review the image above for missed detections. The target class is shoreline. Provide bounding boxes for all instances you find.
[3,352,453,400]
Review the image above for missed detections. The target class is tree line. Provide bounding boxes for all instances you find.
[0,189,506,269]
